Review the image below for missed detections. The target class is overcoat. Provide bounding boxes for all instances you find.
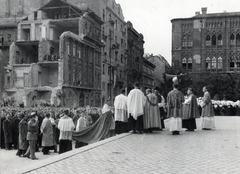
[3,119,13,144]
[40,117,54,147]
[18,119,28,150]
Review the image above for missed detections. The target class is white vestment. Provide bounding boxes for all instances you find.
[114,94,128,122]
[127,88,146,120]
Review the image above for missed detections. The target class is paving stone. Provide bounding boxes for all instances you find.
[6,117,238,174]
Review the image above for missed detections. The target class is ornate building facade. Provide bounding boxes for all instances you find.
[6,0,102,107]
[171,7,240,74]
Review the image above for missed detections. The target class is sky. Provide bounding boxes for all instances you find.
[117,0,240,64]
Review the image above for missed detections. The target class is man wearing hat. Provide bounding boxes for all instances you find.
[26,112,39,160]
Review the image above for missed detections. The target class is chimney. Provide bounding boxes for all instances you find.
[195,11,200,16]
[5,0,10,17]
[17,0,24,16]
[201,7,207,15]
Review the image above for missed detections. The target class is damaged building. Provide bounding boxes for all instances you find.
[6,0,102,107]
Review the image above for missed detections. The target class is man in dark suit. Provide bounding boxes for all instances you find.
[3,114,13,150]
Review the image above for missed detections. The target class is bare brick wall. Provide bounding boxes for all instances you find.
[0,0,50,17]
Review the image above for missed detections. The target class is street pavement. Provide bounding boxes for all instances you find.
[1,116,240,174]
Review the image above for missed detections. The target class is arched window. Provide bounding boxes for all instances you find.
[188,36,193,47]
[218,57,223,69]
[212,57,217,69]
[206,35,211,46]
[230,34,235,46]
[236,34,240,46]
[206,57,211,69]
[182,36,187,47]
[188,57,192,69]
[182,57,187,69]
[212,35,216,45]
[218,34,223,46]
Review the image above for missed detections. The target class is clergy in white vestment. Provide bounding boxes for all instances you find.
[58,109,75,154]
[114,88,128,134]
[127,82,146,134]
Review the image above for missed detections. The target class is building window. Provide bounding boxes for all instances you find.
[121,54,123,63]
[237,57,240,67]
[218,57,223,69]
[236,34,240,46]
[182,57,187,69]
[174,61,179,69]
[218,34,223,46]
[0,34,4,44]
[7,34,11,42]
[120,70,122,78]
[212,35,216,46]
[108,65,111,75]
[188,36,193,47]
[73,44,76,56]
[102,64,105,74]
[78,48,81,59]
[230,34,235,46]
[212,57,217,69]
[182,36,187,47]
[188,57,192,69]
[67,42,70,55]
[230,58,235,68]
[206,57,211,69]
[206,35,211,46]
[102,9,105,21]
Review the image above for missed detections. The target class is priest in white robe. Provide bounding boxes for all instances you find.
[127,82,146,134]
[114,88,128,134]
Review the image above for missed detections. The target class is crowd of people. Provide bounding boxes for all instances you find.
[0,77,217,160]
[0,106,107,160]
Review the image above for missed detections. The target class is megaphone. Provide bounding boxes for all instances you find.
[164,73,176,81]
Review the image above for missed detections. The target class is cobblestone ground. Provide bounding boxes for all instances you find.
[4,116,240,174]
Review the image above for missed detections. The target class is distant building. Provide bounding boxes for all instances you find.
[126,21,144,92]
[144,54,171,87]
[143,58,155,90]
[5,0,102,107]
[171,7,240,75]
[67,0,127,104]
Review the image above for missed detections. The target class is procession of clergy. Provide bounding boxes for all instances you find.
[117,79,215,136]
[1,76,215,160]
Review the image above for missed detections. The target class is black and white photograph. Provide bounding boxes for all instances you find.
[0,0,240,173]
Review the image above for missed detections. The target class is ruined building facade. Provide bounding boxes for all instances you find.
[6,0,102,107]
